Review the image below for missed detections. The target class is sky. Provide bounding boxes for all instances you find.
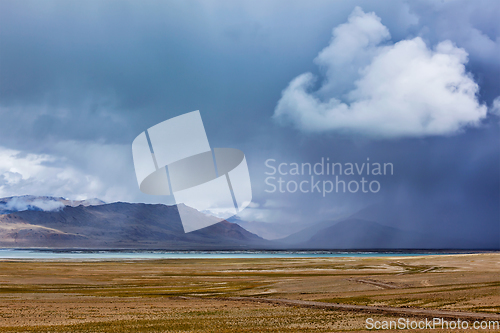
[0,0,499,244]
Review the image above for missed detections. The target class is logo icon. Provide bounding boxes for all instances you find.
[132,111,252,232]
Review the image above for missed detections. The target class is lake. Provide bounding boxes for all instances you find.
[0,249,467,259]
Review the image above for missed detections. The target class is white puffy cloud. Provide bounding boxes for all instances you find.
[273,7,488,138]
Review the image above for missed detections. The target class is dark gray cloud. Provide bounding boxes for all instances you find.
[0,0,498,245]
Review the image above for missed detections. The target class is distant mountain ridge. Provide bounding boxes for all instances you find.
[293,219,433,249]
[0,196,496,250]
[277,204,499,249]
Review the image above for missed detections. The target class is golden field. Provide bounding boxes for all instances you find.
[0,253,498,332]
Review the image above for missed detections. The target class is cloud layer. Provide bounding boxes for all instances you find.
[0,144,134,203]
[0,196,64,212]
[274,7,489,138]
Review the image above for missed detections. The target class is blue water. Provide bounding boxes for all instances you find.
[0,249,463,259]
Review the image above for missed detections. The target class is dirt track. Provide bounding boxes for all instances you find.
[224,296,500,321]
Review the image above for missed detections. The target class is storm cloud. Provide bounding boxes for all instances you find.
[0,0,498,244]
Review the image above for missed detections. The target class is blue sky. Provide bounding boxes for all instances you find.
[0,0,498,243]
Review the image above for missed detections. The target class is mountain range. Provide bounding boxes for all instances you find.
[0,196,272,249]
[0,196,497,250]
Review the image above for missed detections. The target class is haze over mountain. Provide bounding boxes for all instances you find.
[227,216,307,240]
[284,219,475,250]
[277,202,499,250]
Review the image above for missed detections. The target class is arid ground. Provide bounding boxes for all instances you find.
[0,253,498,332]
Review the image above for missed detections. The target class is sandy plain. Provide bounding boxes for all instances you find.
[0,253,498,332]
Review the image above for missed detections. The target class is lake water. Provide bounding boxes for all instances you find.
[0,249,466,259]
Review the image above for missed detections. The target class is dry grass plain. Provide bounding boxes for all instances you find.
[0,253,498,332]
